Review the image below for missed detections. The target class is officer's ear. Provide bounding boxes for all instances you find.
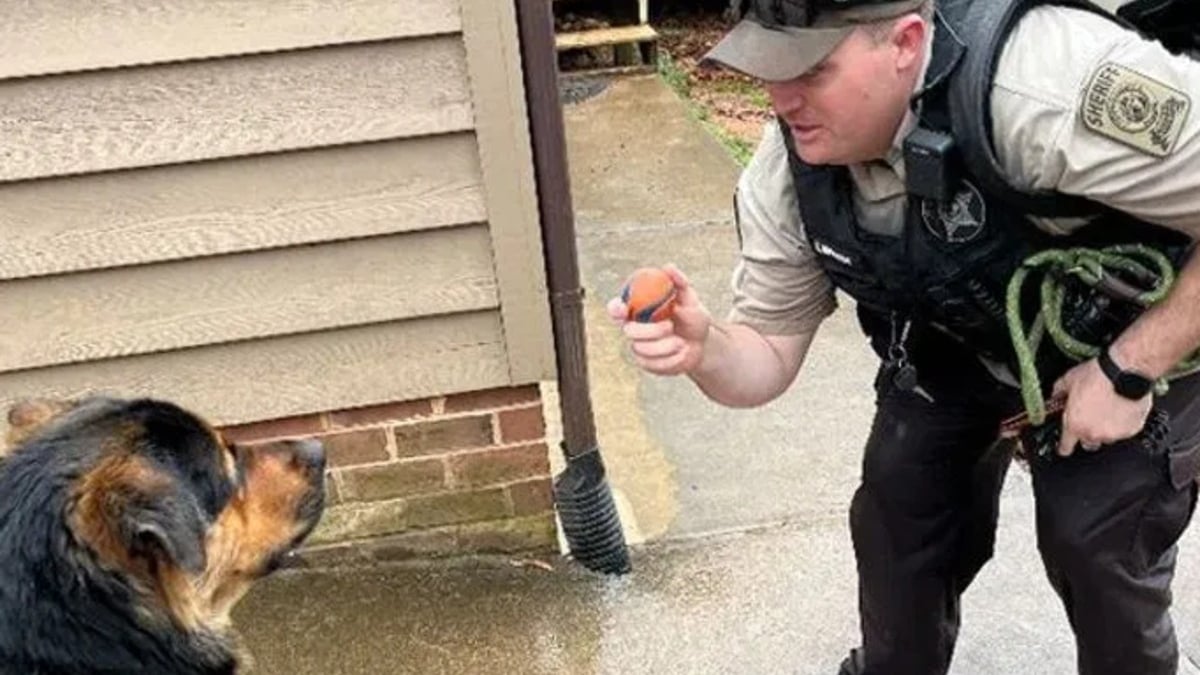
[888,14,928,72]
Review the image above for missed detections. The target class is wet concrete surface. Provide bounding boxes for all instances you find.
[237,498,1200,674]
[241,477,1200,675]
[237,522,860,675]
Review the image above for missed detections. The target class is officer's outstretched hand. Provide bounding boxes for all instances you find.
[1051,358,1152,457]
[606,264,712,376]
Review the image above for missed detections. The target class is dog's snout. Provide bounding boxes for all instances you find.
[288,438,326,473]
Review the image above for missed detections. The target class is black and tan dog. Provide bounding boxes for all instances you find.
[0,396,326,674]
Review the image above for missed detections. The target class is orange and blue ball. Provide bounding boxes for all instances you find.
[620,267,677,323]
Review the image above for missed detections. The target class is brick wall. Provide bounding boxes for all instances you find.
[217,384,560,566]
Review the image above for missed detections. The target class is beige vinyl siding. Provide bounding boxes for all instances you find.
[0,0,462,79]
[0,313,510,428]
[0,134,487,280]
[0,38,473,182]
[0,226,498,371]
[0,0,554,432]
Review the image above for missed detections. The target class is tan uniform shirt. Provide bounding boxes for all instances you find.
[727,5,1200,338]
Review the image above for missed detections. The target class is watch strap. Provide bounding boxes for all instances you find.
[1098,347,1154,399]
[1097,347,1123,383]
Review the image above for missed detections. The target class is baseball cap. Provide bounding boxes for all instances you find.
[703,0,927,82]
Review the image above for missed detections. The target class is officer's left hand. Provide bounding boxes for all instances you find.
[1052,358,1152,457]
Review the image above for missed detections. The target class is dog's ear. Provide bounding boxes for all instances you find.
[6,398,78,448]
[119,489,208,575]
[73,455,210,577]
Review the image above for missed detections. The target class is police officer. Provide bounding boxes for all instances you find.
[607,0,1200,673]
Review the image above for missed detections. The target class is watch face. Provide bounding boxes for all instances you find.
[1100,349,1152,400]
[1116,372,1153,399]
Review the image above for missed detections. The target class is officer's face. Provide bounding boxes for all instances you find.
[765,17,927,165]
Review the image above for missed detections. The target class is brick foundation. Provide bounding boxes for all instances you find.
[217,384,559,565]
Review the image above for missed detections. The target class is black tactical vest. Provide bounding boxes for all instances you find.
[783,0,1192,376]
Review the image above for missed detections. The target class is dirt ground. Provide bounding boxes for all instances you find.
[555,6,773,165]
[654,10,774,159]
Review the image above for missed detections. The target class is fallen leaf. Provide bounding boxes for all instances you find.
[509,558,555,572]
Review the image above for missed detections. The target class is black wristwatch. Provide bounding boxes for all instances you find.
[1098,347,1154,400]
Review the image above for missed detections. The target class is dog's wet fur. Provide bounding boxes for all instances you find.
[0,396,326,674]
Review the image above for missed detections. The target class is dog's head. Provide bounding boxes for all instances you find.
[4,395,326,631]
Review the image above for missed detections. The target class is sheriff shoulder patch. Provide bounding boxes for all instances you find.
[1080,61,1191,157]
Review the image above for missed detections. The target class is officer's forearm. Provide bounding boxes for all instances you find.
[1111,248,1200,379]
[687,322,813,408]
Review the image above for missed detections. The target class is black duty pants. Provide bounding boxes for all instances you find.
[847,358,1200,675]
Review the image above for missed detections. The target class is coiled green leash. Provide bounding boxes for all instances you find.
[1005,244,1200,426]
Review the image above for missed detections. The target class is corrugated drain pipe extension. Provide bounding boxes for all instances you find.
[514,0,631,575]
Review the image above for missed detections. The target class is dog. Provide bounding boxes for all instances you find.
[0,396,326,674]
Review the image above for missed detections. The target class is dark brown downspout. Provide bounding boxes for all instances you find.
[513,0,631,575]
